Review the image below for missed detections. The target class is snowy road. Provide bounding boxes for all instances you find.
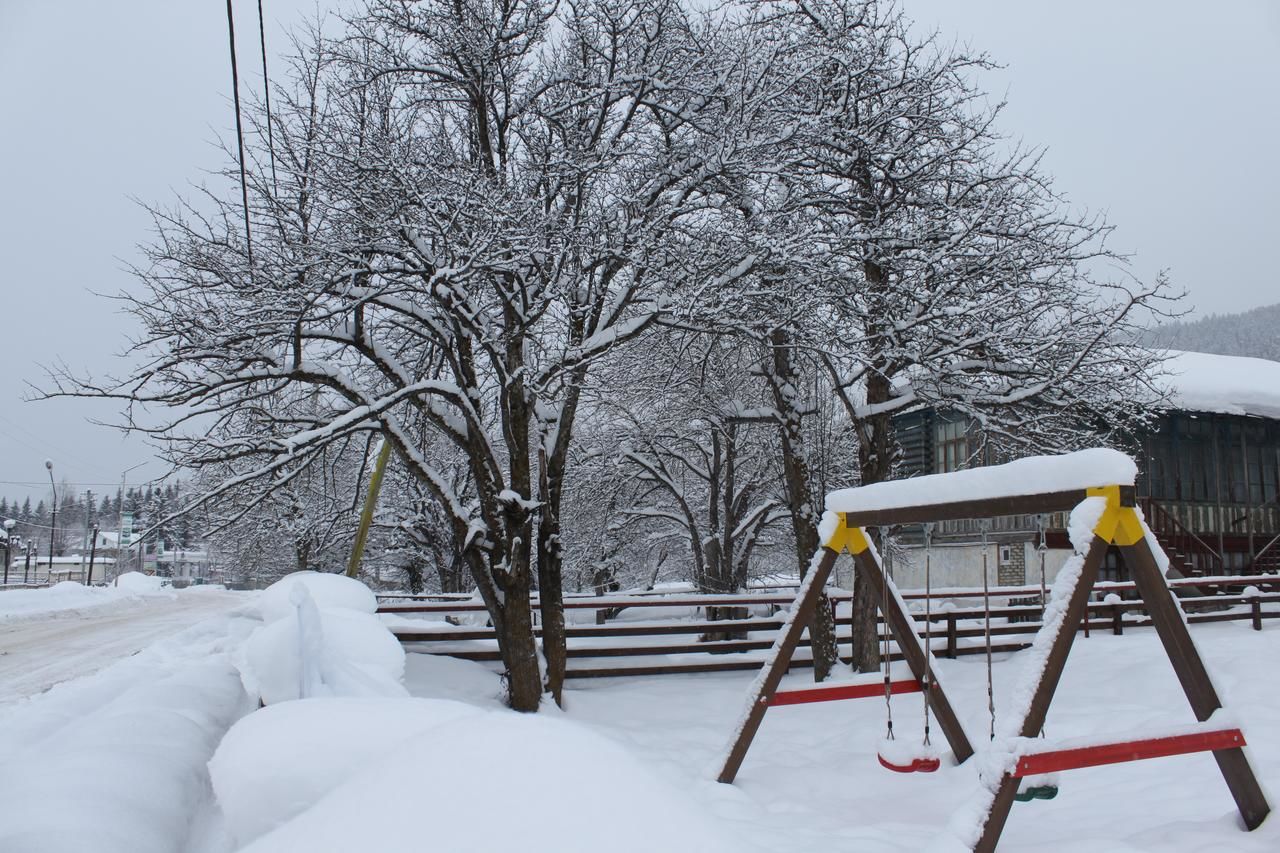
[0,591,248,705]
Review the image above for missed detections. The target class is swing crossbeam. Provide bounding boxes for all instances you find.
[770,678,921,707]
[1012,728,1246,778]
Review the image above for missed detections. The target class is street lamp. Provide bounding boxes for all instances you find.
[2,519,14,586]
[46,459,57,583]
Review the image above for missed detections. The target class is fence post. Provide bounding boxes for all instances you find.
[1112,603,1123,636]
[1250,595,1263,632]
[946,613,957,659]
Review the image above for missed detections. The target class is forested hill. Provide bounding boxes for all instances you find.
[1145,302,1280,361]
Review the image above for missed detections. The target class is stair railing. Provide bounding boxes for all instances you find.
[1138,498,1225,576]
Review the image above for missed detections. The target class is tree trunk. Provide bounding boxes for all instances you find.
[766,329,840,680]
[849,260,898,672]
[495,562,543,712]
[535,452,567,706]
[296,538,311,574]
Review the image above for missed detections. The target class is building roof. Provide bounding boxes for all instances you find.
[1161,351,1280,420]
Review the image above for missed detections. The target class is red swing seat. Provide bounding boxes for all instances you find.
[878,753,941,773]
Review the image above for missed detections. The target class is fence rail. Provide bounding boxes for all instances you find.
[382,575,1280,679]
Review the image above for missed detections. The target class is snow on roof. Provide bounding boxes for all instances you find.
[825,448,1136,515]
[1160,350,1280,420]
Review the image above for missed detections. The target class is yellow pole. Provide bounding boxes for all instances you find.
[347,439,393,579]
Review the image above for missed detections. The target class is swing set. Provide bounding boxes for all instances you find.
[714,450,1270,851]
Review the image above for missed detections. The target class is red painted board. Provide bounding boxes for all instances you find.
[770,679,922,707]
[1013,728,1246,777]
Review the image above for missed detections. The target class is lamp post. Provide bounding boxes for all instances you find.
[23,541,33,585]
[45,459,57,581]
[2,519,14,585]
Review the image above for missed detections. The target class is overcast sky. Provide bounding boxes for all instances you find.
[0,0,1277,506]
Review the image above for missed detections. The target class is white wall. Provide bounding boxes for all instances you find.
[834,543,1077,593]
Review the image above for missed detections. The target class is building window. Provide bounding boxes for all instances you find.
[934,419,969,474]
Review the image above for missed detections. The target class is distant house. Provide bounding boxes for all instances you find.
[154,548,215,581]
[885,351,1280,587]
[13,555,118,585]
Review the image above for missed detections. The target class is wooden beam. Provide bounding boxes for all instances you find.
[839,486,1134,529]
[972,535,1110,853]
[852,547,975,764]
[716,547,839,784]
[1120,537,1271,830]
[1013,728,1245,777]
[770,678,920,707]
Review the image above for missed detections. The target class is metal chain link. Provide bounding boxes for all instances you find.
[980,519,995,740]
[922,522,934,746]
[882,527,894,740]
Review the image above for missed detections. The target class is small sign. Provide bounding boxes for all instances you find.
[121,513,133,547]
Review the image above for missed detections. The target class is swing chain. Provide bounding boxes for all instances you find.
[1036,513,1048,608]
[980,519,995,740]
[922,522,934,747]
[882,526,894,740]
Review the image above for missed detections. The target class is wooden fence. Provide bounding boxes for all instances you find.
[379,574,1280,680]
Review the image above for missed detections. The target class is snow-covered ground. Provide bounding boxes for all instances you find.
[3,574,1277,852]
[0,584,247,705]
[0,591,257,853]
[396,622,1280,853]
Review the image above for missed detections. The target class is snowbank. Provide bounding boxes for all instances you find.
[211,697,485,845]
[256,571,376,622]
[114,571,167,593]
[236,572,405,705]
[826,448,1136,515]
[240,606,407,704]
[0,578,173,622]
[237,705,742,853]
[0,615,256,853]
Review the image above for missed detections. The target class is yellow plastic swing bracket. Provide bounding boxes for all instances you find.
[823,513,870,555]
[1086,485,1145,547]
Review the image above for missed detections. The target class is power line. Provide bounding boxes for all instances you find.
[257,0,278,196]
[225,0,255,271]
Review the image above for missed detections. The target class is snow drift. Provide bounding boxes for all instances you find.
[236,572,405,705]
[231,700,743,853]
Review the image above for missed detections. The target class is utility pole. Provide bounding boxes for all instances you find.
[2,519,14,585]
[81,489,93,580]
[23,541,32,584]
[45,460,57,579]
[86,523,99,585]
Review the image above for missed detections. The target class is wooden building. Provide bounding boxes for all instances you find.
[890,351,1280,581]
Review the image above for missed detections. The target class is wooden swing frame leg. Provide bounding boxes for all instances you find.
[717,527,974,785]
[1120,540,1270,829]
[717,547,840,784]
[972,535,1109,852]
[973,534,1270,852]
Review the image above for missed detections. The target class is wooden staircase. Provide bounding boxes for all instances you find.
[1138,498,1224,578]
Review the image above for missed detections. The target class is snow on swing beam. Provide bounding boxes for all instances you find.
[1011,727,1246,778]
[769,678,921,707]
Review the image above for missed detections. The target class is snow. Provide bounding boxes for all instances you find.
[239,603,407,705]
[0,604,256,853]
[236,700,742,853]
[0,580,1275,853]
[0,578,174,622]
[114,570,168,593]
[210,697,483,846]
[255,571,376,622]
[826,448,1137,515]
[1160,350,1280,419]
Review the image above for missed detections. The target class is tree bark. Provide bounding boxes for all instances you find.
[848,260,898,672]
[766,329,839,680]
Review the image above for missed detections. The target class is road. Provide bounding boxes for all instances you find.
[0,591,248,705]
